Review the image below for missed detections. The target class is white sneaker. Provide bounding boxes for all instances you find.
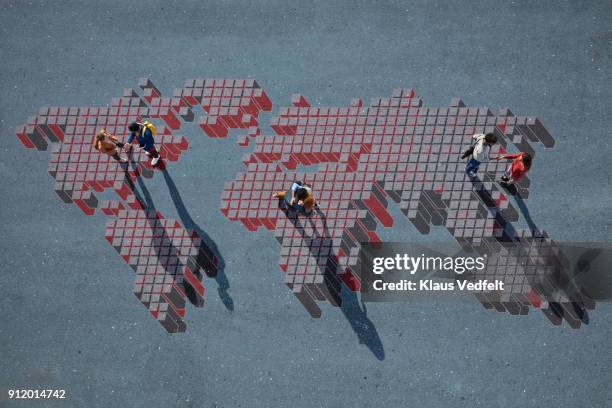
[151,156,160,166]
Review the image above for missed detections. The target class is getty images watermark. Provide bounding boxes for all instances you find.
[360,242,508,302]
[371,252,504,292]
[357,241,612,308]
[359,241,612,303]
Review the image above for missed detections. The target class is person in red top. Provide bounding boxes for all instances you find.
[492,152,532,185]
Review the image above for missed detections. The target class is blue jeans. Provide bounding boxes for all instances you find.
[465,158,481,177]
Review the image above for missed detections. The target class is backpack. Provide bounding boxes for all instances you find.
[141,121,156,138]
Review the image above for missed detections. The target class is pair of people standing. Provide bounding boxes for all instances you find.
[462,132,532,186]
[93,121,160,166]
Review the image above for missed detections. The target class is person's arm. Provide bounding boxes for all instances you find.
[126,131,135,145]
[492,153,521,161]
[290,182,300,205]
[107,132,119,143]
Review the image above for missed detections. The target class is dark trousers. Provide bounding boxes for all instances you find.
[144,146,159,158]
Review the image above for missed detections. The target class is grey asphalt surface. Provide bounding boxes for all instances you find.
[1,1,611,407]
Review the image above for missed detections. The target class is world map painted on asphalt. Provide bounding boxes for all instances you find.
[16,78,593,332]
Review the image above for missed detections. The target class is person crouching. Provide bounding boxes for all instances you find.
[273,181,318,216]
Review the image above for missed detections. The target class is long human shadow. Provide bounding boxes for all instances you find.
[468,175,523,242]
[318,209,385,360]
[160,168,234,311]
[122,162,203,332]
[280,201,385,360]
[510,188,597,323]
[130,169,202,307]
[469,174,589,324]
[339,286,386,360]
[509,189,539,233]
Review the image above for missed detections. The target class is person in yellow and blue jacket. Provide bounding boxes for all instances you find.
[126,121,160,166]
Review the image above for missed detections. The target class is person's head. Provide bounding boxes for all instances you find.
[95,131,105,142]
[296,187,309,201]
[128,122,141,133]
[302,196,315,211]
[484,132,497,145]
[522,152,532,170]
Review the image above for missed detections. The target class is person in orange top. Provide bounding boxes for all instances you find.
[93,129,127,162]
[492,152,532,186]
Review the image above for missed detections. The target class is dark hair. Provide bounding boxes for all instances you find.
[522,152,532,170]
[484,132,497,145]
[128,122,140,132]
[296,187,309,201]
